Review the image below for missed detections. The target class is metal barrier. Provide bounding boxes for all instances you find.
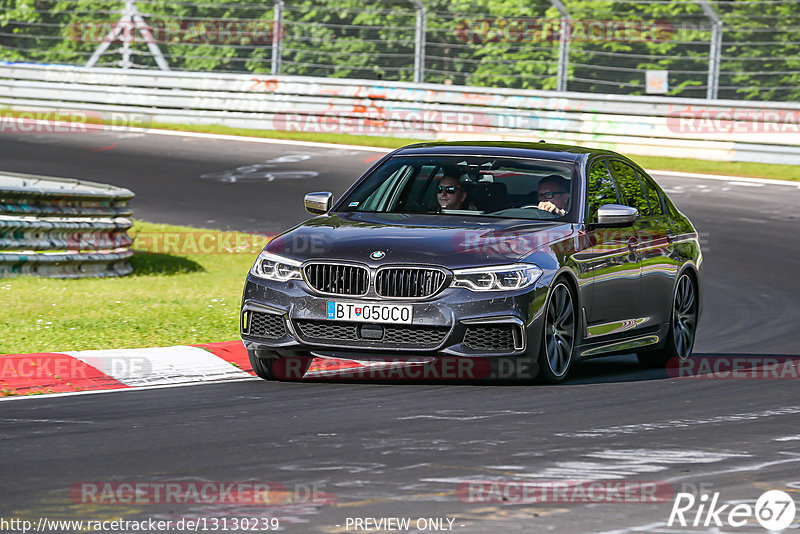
[1,63,800,165]
[0,171,134,278]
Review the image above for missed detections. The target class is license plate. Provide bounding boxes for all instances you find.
[326,302,413,324]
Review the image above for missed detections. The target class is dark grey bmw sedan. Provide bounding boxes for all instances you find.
[241,142,703,383]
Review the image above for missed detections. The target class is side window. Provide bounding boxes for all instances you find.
[637,171,665,217]
[609,160,650,217]
[585,160,619,223]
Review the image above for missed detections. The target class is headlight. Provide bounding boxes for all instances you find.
[250,251,302,281]
[452,264,542,291]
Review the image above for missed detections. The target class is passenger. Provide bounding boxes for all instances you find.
[436,175,468,210]
[537,175,571,216]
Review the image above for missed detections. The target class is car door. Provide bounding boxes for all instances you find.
[579,158,643,338]
[625,163,680,327]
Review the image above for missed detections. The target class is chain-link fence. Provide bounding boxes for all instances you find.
[1,0,798,101]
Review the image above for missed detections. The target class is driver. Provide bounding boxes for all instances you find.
[537,175,571,216]
[436,175,468,210]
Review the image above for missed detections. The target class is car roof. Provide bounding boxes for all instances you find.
[393,141,619,163]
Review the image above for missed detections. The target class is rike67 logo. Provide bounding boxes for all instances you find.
[668,490,796,530]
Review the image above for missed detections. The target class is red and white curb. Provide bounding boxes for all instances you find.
[0,341,395,398]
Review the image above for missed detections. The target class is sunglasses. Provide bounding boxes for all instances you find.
[539,191,567,200]
[436,185,460,194]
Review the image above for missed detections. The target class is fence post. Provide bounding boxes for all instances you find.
[696,0,722,99]
[86,0,169,70]
[548,0,570,92]
[410,0,426,83]
[272,0,284,75]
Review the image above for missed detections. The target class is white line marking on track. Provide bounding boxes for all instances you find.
[649,169,800,188]
[727,181,764,187]
[556,406,800,438]
[0,418,96,424]
[398,414,491,421]
[64,346,251,387]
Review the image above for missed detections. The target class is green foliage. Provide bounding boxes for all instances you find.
[0,0,797,100]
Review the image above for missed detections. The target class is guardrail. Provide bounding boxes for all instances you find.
[1,63,800,165]
[0,171,134,278]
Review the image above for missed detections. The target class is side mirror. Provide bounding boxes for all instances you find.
[304,192,333,215]
[596,204,638,226]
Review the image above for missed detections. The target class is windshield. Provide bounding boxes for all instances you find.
[337,155,577,220]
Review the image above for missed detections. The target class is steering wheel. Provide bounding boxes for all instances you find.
[519,205,561,218]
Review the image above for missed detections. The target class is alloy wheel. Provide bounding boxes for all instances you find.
[672,274,697,360]
[545,282,575,377]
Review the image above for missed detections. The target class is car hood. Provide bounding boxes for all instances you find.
[266,212,572,269]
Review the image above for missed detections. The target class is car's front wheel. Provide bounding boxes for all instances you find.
[248,350,312,381]
[537,280,577,384]
[637,272,698,368]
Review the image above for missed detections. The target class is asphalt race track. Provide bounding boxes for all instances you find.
[2,129,800,533]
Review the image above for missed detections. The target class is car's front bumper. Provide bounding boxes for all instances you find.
[240,275,549,361]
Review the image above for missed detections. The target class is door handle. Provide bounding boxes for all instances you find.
[627,236,638,252]
[665,230,675,243]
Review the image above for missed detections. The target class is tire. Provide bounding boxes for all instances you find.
[248,349,275,381]
[248,350,313,381]
[637,272,698,368]
[537,280,577,384]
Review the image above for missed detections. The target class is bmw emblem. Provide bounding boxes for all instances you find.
[370,250,386,260]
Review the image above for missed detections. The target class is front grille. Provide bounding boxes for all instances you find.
[463,325,517,352]
[295,320,358,341]
[246,311,286,339]
[384,325,449,346]
[294,320,449,349]
[304,263,369,296]
[375,268,448,298]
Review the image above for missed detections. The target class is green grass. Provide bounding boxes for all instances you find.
[633,154,800,182]
[0,221,264,354]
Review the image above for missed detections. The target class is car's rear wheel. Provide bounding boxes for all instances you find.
[247,350,312,381]
[637,272,698,368]
[537,280,577,384]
